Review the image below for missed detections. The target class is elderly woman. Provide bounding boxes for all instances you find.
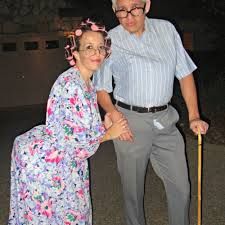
[8,19,128,225]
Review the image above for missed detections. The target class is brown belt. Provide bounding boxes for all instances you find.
[116,101,167,113]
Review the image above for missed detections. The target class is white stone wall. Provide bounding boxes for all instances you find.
[0,32,69,108]
[0,0,82,108]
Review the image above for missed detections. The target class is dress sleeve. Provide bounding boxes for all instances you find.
[49,80,105,161]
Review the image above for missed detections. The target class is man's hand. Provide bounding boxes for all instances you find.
[104,113,113,129]
[189,118,209,135]
[110,109,133,142]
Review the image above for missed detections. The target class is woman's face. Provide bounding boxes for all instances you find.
[73,31,106,74]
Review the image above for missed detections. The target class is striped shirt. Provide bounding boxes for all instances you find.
[93,18,197,107]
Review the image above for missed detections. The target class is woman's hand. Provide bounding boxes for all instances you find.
[107,117,130,139]
[109,109,133,142]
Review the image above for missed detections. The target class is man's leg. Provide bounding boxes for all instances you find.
[150,108,190,225]
[113,108,153,225]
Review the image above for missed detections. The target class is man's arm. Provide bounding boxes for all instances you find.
[97,90,117,113]
[97,90,133,141]
[179,74,209,135]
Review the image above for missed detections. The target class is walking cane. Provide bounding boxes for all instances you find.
[197,130,202,225]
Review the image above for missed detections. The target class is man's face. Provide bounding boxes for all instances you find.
[114,0,148,36]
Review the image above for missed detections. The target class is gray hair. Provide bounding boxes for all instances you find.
[111,0,146,8]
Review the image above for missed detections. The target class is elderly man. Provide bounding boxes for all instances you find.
[93,0,209,225]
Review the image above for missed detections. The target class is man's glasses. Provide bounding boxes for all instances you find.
[115,5,146,18]
[79,45,108,57]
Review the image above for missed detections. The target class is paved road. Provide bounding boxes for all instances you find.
[0,107,224,225]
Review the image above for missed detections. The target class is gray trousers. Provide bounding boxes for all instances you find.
[113,105,190,225]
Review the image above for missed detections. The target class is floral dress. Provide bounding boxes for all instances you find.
[8,67,105,225]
